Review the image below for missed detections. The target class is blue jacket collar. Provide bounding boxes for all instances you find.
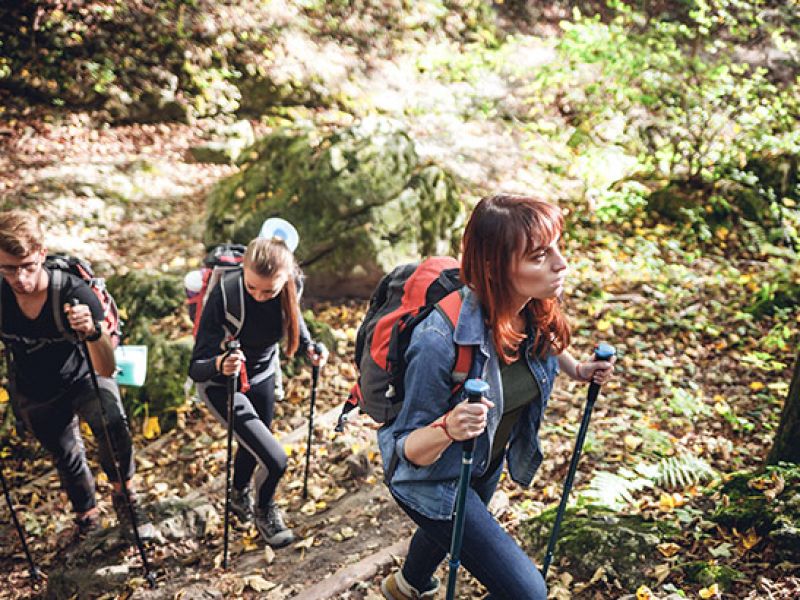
[452,288,488,348]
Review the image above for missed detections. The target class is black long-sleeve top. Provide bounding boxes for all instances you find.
[188,279,312,386]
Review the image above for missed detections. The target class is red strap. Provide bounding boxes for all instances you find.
[436,290,473,384]
[239,364,250,393]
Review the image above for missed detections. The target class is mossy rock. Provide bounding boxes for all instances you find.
[711,463,800,561]
[106,271,192,427]
[107,270,186,343]
[204,117,464,298]
[683,561,746,591]
[647,182,706,222]
[520,505,680,588]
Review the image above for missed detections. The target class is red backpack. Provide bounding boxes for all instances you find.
[46,254,122,347]
[337,256,476,431]
[185,243,247,339]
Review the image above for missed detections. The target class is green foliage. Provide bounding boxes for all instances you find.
[0,0,496,118]
[107,270,185,343]
[684,561,746,592]
[584,468,653,510]
[527,0,799,243]
[106,270,190,426]
[652,453,717,490]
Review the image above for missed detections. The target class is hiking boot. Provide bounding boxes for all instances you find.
[74,511,101,540]
[230,485,254,525]
[381,570,440,600]
[112,492,157,542]
[254,501,295,548]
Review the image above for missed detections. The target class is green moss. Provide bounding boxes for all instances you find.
[521,505,680,588]
[204,118,464,296]
[683,561,745,591]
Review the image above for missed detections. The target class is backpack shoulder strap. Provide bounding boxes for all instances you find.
[50,268,72,340]
[220,268,245,339]
[434,288,474,384]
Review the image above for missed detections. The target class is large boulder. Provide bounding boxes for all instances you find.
[204,117,464,298]
[520,505,680,589]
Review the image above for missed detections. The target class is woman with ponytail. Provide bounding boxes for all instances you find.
[379,194,615,599]
[189,236,327,548]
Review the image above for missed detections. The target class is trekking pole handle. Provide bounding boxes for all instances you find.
[587,342,616,405]
[225,339,241,377]
[463,379,489,453]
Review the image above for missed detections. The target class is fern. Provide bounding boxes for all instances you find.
[652,453,717,490]
[583,468,653,510]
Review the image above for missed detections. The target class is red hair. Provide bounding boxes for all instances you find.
[461,194,571,363]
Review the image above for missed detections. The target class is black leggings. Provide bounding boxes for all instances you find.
[14,376,135,514]
[197,375,287,509]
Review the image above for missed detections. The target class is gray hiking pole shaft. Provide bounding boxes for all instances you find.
[222,339,240,570]
[446,378,489,600]
[0,454,41,583]
[541,343,616,579]
[303,342,325,500]
[70,299,156,588]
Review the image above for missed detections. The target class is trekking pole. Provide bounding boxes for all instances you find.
[541,342,616,579]
[222,338,240,570]
[70,299,156,588]
[302,342,325,500]
[0,453,41,583]
[446,378,489,600]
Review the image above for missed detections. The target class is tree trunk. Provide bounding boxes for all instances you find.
[767,352,800,464]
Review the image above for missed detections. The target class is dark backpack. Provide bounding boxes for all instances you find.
[0,254,122,347]
[337,256,476,430]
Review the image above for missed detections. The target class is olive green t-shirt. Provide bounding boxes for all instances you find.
[491,357,540,464]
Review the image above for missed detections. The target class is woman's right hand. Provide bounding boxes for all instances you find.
[444,397,495,441]
[217,350,245,377]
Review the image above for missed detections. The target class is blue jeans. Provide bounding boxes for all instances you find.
[395,460,547,600]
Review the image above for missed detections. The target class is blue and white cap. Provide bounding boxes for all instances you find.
[259,218,299,252]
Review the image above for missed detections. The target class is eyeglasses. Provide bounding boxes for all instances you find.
[0,261,41,277]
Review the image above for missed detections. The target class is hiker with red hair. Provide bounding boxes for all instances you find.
[379,194,615,599]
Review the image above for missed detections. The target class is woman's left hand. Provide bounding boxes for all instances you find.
[577,353,616,385]
[307,342,329,368]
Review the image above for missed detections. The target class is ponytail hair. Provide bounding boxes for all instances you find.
[243,237,301,356]
[461,194,571,362]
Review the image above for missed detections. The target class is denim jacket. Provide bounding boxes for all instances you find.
[377,288,560,520]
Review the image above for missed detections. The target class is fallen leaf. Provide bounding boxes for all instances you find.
[636,585,653,600]
[656,542,681,557]
[699,583,720,598]
[245,575,275,592]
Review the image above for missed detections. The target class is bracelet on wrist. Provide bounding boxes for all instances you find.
[431,411,456,442]
[85,324,102,342]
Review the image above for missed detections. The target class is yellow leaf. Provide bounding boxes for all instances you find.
[624,435,643,451]
[0,387,8,403]
[636,585,653,600]
[749,382,765,391]
[596,319,612,332]
[699,583,720,598]
[741,528,760,550]
[143,416,161,439]
[656,542,681,557]
[659,493,676,512]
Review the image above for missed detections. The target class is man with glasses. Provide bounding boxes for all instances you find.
[0,210,154,542]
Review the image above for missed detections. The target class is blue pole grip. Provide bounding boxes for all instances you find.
[462,379,488,453]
